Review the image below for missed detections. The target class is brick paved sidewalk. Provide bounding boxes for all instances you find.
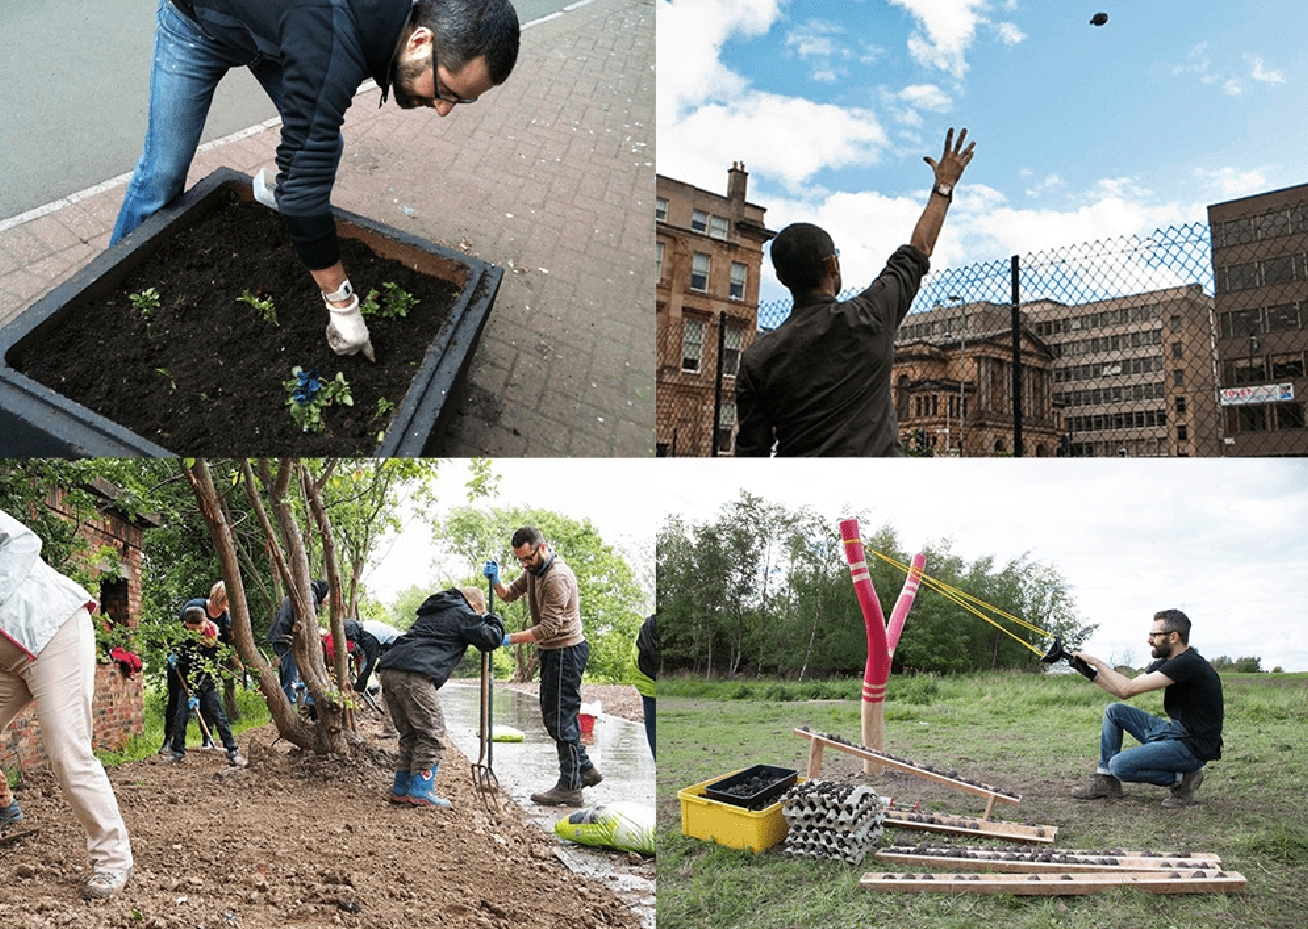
[0,0,654,457]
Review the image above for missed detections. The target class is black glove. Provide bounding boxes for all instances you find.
[1069,655,1098,681]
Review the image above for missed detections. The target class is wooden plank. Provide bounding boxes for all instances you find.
[880,843,1219,865]
[794,728,1020,811]
[860,869,1246,895]
[876,850,1223,874]
[0,828,39,848]
[806,737,824,781]
[882,810,1057,844]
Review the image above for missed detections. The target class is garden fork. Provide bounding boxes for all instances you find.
[471,575,501,810]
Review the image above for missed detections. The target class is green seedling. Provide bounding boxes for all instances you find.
[374,397,396,420]
[130,288,161,318]
[238,288,278,325]
[155,367,176,393]
[285,366,353,433]
[360,281,419,319]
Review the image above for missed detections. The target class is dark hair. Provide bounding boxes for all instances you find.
[511,526,545,549]
[1153,609,1191,645]
[414,0,520,86]
[182,606,206,626]
[771,223,836,295]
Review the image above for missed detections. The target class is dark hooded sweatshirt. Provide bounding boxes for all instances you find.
[376,589,505,687]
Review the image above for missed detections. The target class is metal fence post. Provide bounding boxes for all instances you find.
[1010,254,1023,457]
[711,310,726,457]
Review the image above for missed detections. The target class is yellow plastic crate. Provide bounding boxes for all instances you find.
[678,769,799,852]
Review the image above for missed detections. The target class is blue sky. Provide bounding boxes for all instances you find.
[657,1,1308,303]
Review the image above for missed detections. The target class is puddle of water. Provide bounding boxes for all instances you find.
[440,681,655,928]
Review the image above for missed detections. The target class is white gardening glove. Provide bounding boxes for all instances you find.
[253,168,279,211]
[323,287,376,361]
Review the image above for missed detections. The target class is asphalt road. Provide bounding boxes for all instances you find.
[0,0,577,221]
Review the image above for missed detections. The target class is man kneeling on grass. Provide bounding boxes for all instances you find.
[1071,609,1223,808]
[376,586,503,808]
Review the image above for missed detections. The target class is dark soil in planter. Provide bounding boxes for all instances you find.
[10,197,460,454]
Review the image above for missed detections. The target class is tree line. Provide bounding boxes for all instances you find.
[657,492,1097,680]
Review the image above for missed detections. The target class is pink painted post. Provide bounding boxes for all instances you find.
[839,520,926,773]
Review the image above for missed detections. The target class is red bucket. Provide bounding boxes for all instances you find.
[579,712,596,736]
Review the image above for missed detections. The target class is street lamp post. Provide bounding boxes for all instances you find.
[950,295,964,456]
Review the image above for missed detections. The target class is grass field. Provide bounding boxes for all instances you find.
[93,683,273,766]
[658,672,1308,929]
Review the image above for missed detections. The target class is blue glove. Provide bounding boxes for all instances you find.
[188,696,199,711]
[167,653,178,668]
[501,633,512,648]
[483,560,500,583]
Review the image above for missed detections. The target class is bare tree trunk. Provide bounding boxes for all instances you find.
[182,459,316,749]
[303,462,355,734]
[799,583,822,684]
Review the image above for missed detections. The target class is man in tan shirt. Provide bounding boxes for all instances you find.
[489,526,602,806]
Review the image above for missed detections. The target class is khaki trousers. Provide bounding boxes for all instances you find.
[0,608,133,871]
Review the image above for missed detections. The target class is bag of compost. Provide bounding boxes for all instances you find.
[553,802,654,855]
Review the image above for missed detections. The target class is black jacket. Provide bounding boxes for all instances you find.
[186,0,413,269]
[736,244,931,456]
[637,614,657,681]
[377,589,504,687]
[267,580,329,644]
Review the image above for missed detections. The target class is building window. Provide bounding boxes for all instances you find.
[722,327,743,378]
[692,210,708,233]
[1221,218,1255,246]
[1261,255,1297,285]
[1276,402,1305,429]
[690,253,710,292]
[1272,354,1305,379]
[655,198,668,222]
[681,318,705,372]
[1221,308,1262,339]
[710,215,729,240]
[1256,210,1291,240]
[1177,424,1188,441]
[1266,304,1301,332]
[1169,314,1182,333]
[1237,405,1268,432]
[1171,342,1183,359]
[1175,396,1187,415]
[656,242,664,281]
[1222,263,1259,291]
[730,262,747,300]
[716,402,737,454]
[1173,369,1184,388]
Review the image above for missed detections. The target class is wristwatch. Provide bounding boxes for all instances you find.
[932,182,954,201]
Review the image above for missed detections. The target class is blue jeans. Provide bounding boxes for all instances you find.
[271,642,300,707]
[169,678,236,756]
[1097,703,1201,787]
[111,0,287,244]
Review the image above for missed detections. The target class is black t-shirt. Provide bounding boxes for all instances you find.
[1148,647,1224,762]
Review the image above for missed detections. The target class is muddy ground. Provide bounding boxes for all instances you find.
[0,684,650,929]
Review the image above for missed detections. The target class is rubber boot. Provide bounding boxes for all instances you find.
[389,771,412,804]
[1,800,23,827]
[407,766,452,809]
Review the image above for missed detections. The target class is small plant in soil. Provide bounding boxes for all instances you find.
[130,287,161,319]
[285,366,353,433]
[374,396,396,420]
[238,288,278,325]
[360,281,419,319]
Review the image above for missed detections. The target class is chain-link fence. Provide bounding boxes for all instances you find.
[734,195,1307,457]
[657,308,743,456]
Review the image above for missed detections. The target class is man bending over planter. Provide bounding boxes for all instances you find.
[376,586,503,808]
[1070,609,1224,808]
[111,0,520,361]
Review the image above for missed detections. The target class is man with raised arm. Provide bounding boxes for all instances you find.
[735,127,976,456]
[1070,609,1224,808]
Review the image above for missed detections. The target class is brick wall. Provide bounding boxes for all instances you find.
[0,488,149,776]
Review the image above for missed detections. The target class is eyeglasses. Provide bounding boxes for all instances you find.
[1147,632,1172,640]
[515,545,543,564]
[430,47,479,105]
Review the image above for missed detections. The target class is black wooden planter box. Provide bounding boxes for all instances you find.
[0,168,501,456]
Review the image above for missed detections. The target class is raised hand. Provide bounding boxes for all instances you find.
[923,127,976,187]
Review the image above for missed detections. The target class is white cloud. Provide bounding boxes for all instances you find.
[1173,41,1211,76]
[663,92,889,193]
[1249,55,1285,85]
[1024,173,1064,197]
[1223,79,1243,96]
[899,83,953,112]
[993,21,1025,45]
[890,0,990,78]
[1195,166,1270,199]
[785,18,843,60]
[656,0,782,124]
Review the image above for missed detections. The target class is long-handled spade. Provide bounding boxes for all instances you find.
[471,575,501,810]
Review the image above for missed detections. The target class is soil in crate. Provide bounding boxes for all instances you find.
[10,197,461,454]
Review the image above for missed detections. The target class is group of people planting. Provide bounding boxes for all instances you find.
[0,510,613,902]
